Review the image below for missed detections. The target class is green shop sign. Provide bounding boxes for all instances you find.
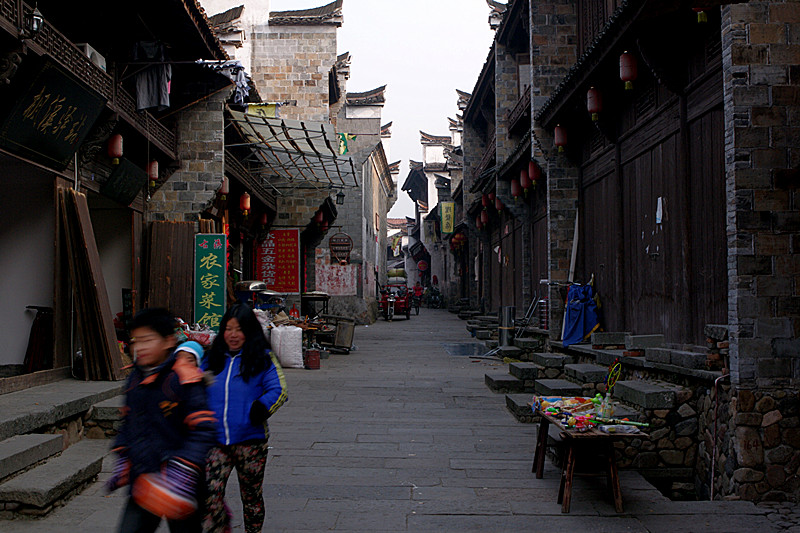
[194,233,227,331]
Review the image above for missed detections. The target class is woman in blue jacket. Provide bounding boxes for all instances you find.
[201,304,287,533]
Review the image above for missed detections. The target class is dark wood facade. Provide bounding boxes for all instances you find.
[576,14,726,344]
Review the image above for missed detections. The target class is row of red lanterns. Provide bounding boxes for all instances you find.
[551,51,638,152]
[108,133,161,188]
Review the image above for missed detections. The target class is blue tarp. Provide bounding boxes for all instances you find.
[562,284,600,347]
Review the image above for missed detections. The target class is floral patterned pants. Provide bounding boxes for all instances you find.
[202,441,269,533]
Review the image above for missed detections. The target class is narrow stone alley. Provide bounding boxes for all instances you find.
[1,309,787,532]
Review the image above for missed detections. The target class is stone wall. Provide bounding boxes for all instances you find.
[147,90,228,223]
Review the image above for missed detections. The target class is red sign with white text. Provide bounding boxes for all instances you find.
[255,229,301,294]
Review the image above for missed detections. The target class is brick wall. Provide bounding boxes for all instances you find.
[529,0,579,338]
[250,25,337,122]
[147,90,228,223]
[720,0,800,502]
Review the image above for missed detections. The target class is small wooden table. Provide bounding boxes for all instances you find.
[532,409,644,513]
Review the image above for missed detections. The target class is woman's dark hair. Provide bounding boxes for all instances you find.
[206,304,272,381]
[129,307,177,339]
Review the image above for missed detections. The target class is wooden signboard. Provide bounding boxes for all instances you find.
[255,229,300,294]
[194,234,227,331]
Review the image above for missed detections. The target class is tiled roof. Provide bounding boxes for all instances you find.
[346,85,387,105]
[420,131,451,144]
[210,4,244,29]
[381,122,393,136]
[183,0,229,60]
[270,0,344,26]
[388,160,401,173]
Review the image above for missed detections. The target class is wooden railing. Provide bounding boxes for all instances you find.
[1,0,177,157]
[507,85,531,131]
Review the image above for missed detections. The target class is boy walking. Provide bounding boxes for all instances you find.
[107,308,216,533]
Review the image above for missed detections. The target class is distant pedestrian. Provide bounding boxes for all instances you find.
[202,304,288,533]
[107,308,216,533]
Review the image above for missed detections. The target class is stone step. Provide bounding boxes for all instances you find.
[513,338,542,350]
[645,348,708,370]
[534,379,583,396]
[497,346,523,359]
[485,340,498,350]
[484,372,528,394]
[0,380,122,442]
[614,380,681,409]
[530,352,573,368]
[591,331,631,347]
[564,363,608,383]
[0,434,63,482]
[91,395,124,422]
[0,439,107,512]
[509,362,543,381]
[475,329,492,340]
[505,394,538,423]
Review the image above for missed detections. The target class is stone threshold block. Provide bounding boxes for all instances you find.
[484,372,527,393]
[531,352,573,368]
[0,439,108,511]
[0,434,63,482]
[614,380,681,409]
[564,363,608,384]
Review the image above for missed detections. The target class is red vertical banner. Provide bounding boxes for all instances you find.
[255,229,301,294]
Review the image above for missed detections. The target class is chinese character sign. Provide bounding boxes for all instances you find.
[255,229,301,294]
[440,202,455,234]
[194,234,227,331]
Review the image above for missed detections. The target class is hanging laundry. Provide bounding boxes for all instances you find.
[133,41,171,112]
[338,133,357,155]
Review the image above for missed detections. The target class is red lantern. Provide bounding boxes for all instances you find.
[482,193,489,210]
[314,210,324,224]
[480,209,489,225]
[240,192,251,216]
[260,212,268,226]
[475,215,483,230]
[587,87,602,121]
[554,125,567,153]
[147,160,159,188]
[488,192,496,202]
[108,134,123,165]
[692,7,707,23]
[219,177,229,201]
[620,51,637,90]
[511,178,521,200]
[529,160,541,190]
[495,196,503,212]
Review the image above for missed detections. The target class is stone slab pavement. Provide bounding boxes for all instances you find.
[0,309,796,531]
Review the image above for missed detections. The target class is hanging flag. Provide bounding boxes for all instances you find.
[391,234,403,257]
[246,103,279,118]
[338,133,357,155]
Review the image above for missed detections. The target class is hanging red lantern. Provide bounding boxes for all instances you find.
[620,51,637,90]
[240,192,251,217]
[314,209,324,224]
[554,125,567,153]
[692,7,707,23]
[220,177,229,201]
[488,192,496,202]
[529,160,541,190]
[495,196,503,212]
[108,134,123,165]
[480,209,489,225]
[260,212,268,226]
[587,86,602,121]
[511,178,521,200]
[475,215,482,229]
[482,193,489,210]
[147,160,159,188]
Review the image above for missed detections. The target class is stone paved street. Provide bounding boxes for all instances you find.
[0,309,793,531]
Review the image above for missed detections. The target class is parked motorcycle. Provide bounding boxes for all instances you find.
[385,293,396,321]
[427,287,442,309]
